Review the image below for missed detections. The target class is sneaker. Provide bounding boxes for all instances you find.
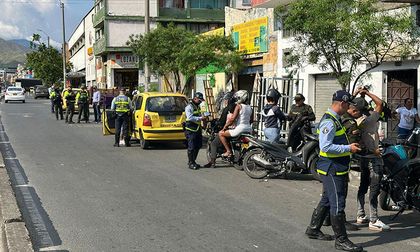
[369,219,391,231]
[356,215,369,224]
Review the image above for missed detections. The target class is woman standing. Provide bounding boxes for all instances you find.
[396,98,420,140]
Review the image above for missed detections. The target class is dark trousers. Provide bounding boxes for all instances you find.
[357,156,383,222]
[209,135,221,160]
[185,130,202,164]
[65,103,75,123]
[93,102,101,122]
[319,173,348,216]
[51,99,55,113]
[54,103,63,120]
[115,113,129,144]
[78,102,89,122]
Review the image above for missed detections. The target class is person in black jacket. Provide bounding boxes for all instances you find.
[262,89,286,143]
[204,92,236,168]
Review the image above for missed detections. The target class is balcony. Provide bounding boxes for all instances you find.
[93,7,106,28]
[159,8,225,22]
[93,37,106,56]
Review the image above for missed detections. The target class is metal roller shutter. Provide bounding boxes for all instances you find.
[314,74,341,122]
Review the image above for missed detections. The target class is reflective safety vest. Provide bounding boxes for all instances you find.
[77,90,88,104]
[115,95,130,113]
[316,111,351,176]
[65,90,76,104]
[185,103,201,132]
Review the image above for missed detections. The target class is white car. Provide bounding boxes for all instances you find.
[4,87,25,103]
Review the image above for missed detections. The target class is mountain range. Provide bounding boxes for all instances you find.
[0,38,32,68]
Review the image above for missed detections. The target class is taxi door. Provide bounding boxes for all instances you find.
[102,109,116,135]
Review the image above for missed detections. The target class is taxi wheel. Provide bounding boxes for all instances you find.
[139,133,150,149]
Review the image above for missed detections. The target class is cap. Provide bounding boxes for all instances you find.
[332,90,353,103]
[352,97,369,111]
[118,87,126,92]
[193,92,205,101]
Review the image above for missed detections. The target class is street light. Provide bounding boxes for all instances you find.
[37,29,50,47]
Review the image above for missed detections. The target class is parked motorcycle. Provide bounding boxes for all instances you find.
[241,136,307,179]
[205,119,253,170]
[379,129,420,216]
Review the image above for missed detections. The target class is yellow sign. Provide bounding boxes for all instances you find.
[232,17,268,55]
[202,27,224,37]
[87,47,93,56]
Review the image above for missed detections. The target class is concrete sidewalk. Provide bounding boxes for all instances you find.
[0,148,33,251]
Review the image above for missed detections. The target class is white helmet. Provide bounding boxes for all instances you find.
[234,90,249,104]
[132,90,139,96]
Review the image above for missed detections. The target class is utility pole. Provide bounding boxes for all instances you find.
[144,0,150,92]
[60,0,67,88]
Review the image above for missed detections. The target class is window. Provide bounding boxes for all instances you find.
[159,0,184,8]
[191,0,228,9]
[242,0,251,6]
[146,96,188,113]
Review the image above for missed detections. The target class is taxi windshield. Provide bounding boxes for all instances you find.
[146,96,187,112]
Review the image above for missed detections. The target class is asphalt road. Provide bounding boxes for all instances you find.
[0,96,419,252]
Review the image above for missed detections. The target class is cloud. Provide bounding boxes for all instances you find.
[0,21,22,39]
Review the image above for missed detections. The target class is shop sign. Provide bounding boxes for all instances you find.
[112,54,139,68]
[87,47,93,56]
[202,27,224,37]
[232,17,268,55]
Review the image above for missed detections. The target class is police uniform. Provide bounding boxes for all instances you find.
[305,90,363,252]
[111,92,132,147]
[64,89,76,123]
[50,89,63,120]
[342,113,361,144]
[184,94,204,170]
[76,88,89,123]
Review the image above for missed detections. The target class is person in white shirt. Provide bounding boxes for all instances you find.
[92,86,101,123]
[395,98,420,140]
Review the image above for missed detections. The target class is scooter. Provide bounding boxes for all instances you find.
[241,135,306,179]
[205,119,254,170]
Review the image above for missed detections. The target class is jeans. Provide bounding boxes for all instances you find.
[398,126,413,140]
[93,102,101,122]
[357,156,384,222]
[264,127,280,143]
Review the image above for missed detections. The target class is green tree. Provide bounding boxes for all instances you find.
[278,0,420,91]
[26,43,68,86]
[128,24,243,93]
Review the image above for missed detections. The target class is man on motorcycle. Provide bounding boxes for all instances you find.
[262,89,286,143]
[204,92,236,168]
[355,89,391,231]
[287,94,315,151]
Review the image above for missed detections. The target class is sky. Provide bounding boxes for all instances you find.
[0,0,94,47]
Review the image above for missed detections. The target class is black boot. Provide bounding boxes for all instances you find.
[344,213,359,231]
[323,212,331,226]
[331,213,363,252]
[305,205,334,240]
[193,149,201,168]
[188,151,198,170]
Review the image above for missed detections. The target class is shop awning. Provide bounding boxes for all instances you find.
[66,71,86,79]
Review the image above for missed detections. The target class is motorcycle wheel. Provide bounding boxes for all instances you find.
[308,153,321,182]
[242,148,268,179]
[379,190,393,211]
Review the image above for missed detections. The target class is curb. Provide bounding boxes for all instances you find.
[0,151,33,252]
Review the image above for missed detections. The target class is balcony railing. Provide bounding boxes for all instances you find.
[93,7,106,28]
[93,36,106,56]
[159,8,225,21]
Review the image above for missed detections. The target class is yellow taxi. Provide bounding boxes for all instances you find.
[103,92,188,149]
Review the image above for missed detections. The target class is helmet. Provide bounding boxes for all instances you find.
[352,97,369,112]
[266,89,281,103]
[234,90,249,104]
[193,92,205,101]
[294,93,305,101]
[132,90,139,96]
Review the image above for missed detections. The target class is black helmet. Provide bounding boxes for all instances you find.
[294,93,305,101]
[352,97,369,112]
[267,89,281,103]
[223,91,234,101]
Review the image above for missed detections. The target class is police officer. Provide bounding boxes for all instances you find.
[64,86,76,124]
[287,93,315,150]
[111,87,132,147]
[305,90,363,252]
[76,85,90,123]
[49,86,63,120]
[184,92,206,170]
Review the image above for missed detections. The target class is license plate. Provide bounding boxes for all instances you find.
[13,93,17,96]
[165,115,176,122]
[161,123,181,127]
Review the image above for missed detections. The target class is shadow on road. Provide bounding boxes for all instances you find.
[0,119,64,251]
